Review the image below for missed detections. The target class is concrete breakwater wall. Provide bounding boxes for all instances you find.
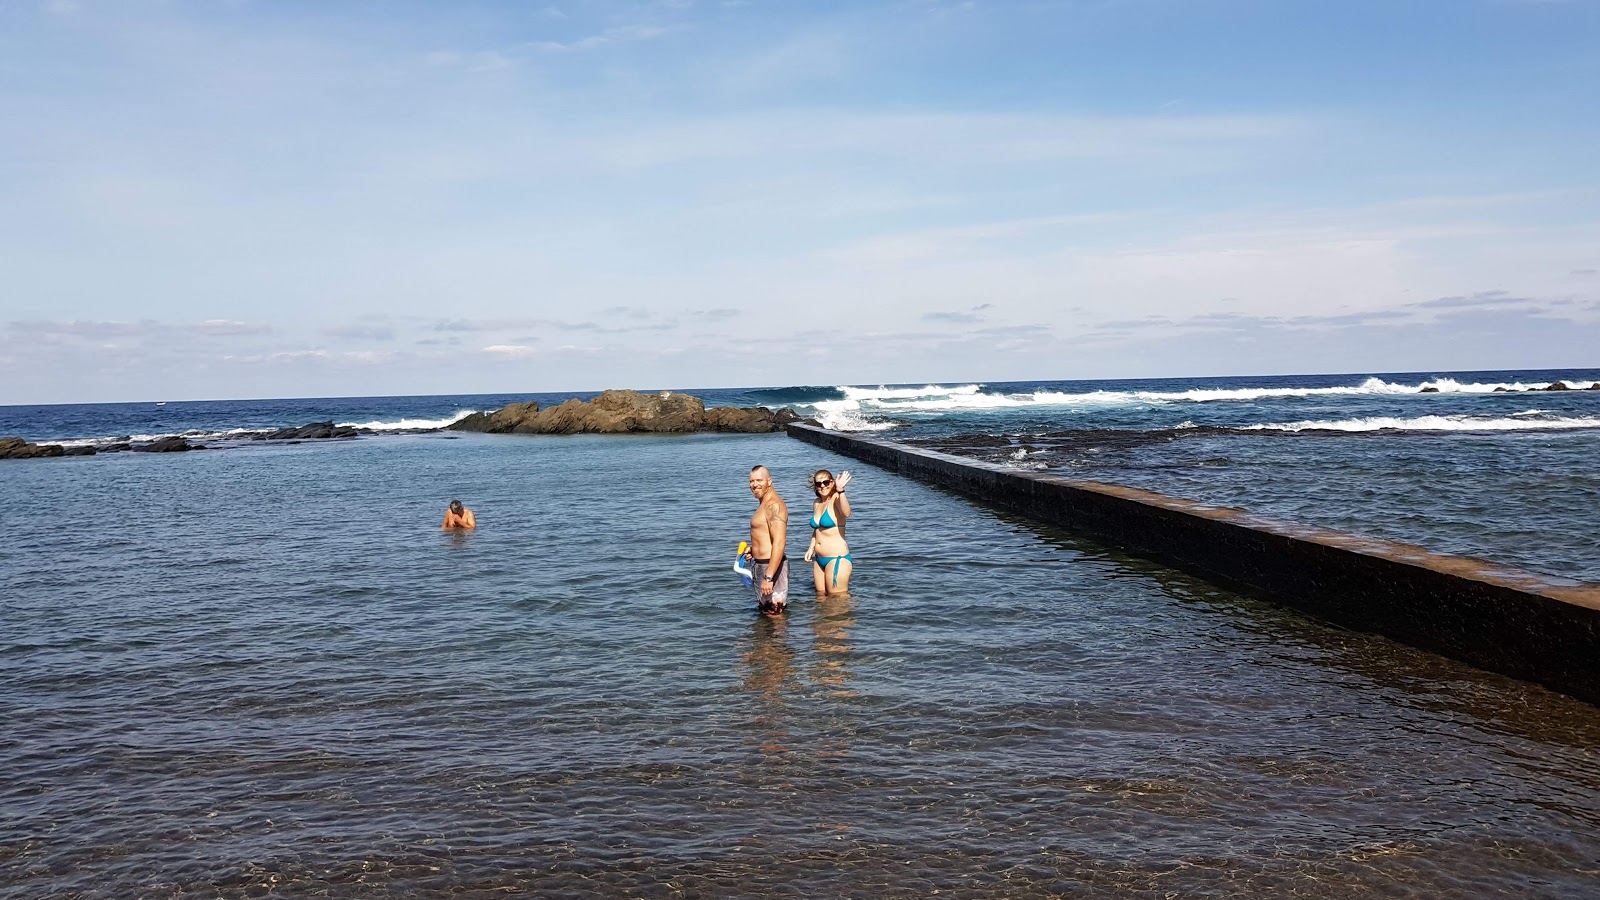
[787,423,1600,706]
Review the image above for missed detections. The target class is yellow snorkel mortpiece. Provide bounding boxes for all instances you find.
[734,541,754,585]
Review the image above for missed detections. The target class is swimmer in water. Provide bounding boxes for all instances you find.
[441,500,476,530]
[745,465,789,615]
[803,469,852,595]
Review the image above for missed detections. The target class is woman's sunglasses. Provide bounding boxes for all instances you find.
[813,479,833,488]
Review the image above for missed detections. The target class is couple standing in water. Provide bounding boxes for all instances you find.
[745,465,853,615]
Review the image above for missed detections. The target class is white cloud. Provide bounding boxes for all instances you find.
[193,319,272,336]
[528,24,676,52]
[483,344,537,358]
[9,319,155,337]
[1,1,1596,402]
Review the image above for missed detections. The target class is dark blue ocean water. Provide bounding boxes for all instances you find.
[3,430,1598,897]
[4,368,1597,579]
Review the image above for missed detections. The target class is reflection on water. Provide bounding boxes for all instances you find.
[810,595,856,699]
[2,432,1598,897]
[740,615,796,758]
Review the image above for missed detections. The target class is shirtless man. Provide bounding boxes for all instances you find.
[441,499,476,530]
[745,465,789,615]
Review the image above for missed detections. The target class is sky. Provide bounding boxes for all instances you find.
[1,0,1597,403]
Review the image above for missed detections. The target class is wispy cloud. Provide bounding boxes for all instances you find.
[9,319,156,337]
[528,24,677,52]
[2,0,1597,402]
[922,302,994,324]
[322,323,397,341]
[483,344,537,358]
[193,319,272,336]
[434,317,547,333]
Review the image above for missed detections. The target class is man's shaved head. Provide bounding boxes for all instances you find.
[749,465,772,497]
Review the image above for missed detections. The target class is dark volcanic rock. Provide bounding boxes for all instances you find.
[135,436,200,453]
[447,390,798,435]
[447,401,541,435]
[1419,386,1440,393]
[256,421,359,440]
[1590,383,1600,390]
[1543,382,1571,391]
[1493,386,1512,392]
[704,405,801,433]
[62,446,96,456]
[0,436,65,459]
[522,390,706,434]
[102,443,132,453]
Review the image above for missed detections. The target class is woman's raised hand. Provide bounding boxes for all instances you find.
[836,471,852,491]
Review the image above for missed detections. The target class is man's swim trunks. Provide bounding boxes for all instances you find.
[750,558,789,610]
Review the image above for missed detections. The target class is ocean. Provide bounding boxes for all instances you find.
[2,369,1599,896]
[6,366,1598,579]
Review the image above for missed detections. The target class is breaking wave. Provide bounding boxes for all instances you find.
[798,377,1600,429]
[745,385,846,406]
[812,407,899,432]
[336,410,481,431]
[1245,415,1600,433]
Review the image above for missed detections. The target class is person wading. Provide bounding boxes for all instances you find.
[441,500,476,530]
[744,465,789,615]
[804,469,852,595]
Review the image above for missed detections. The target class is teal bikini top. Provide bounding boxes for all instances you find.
[810,504,838,530]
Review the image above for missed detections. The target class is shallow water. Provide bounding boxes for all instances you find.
[5,368,1598,583]
[3,433,1598,897]
[922,426,1600,581]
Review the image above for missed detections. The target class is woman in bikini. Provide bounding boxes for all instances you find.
[804,469,852,596]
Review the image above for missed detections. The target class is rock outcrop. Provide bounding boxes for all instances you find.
[703,405,802,433]
[1,437,67,459]
[447,390,799,435]
[251,422,359,441]
[134,437,202,452]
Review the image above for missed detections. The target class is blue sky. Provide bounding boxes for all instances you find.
[1,0,1597,403]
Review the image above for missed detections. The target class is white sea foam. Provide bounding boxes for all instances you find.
[812,405,898,432]
[46,413,477,447]
[336,410,481,430]
[839,384,984,401]
[1242,415,1600,433]
[803,377,1600,416]
[53,427,282,447]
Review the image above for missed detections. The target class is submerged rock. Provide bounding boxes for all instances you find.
[1419,386,1440,393]
[0,436,65,459]
[447,390,798,435]
[134,436,201,453]
[254,421,359,441]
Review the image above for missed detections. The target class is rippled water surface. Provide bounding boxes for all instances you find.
[3,433,1599,897]
[919,427,1600,581]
